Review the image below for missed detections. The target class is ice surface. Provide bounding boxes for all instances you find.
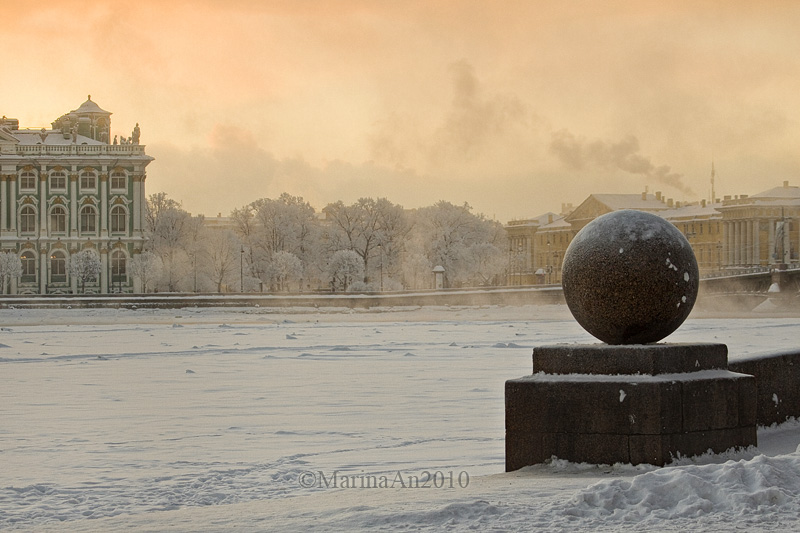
[1,304,800,532]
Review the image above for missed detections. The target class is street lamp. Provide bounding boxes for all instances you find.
[240,246,244,293]
[517,243,523,286]
[377,242,383,292]
[546,239,552,285]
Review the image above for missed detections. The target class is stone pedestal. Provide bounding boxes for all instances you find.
[505,343,757,470]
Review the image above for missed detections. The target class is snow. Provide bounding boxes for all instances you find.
[1,304,800,532]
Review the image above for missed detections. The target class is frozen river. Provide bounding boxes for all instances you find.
[2,304,800,531]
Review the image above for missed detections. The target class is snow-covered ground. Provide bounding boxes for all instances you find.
[1,304,800,532]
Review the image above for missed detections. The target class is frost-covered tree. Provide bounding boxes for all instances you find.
[130,251,163,293]
[324,197,407,284]
[69,249,101,294]
[145,192,196,291]
[327,249,364,292]
[183,214,206,292]
[401,251,432,290]
[410,201,507,288]
[204,229,242,292]
[232,193,319,290]
[269,251,303,292]
[0,251,22,295]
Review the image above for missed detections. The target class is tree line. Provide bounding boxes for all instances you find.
[142,192,509,293]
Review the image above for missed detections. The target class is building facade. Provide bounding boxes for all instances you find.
[0,97,153,294]
[505,183,800,285]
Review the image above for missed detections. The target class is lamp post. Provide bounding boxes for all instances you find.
[193,252,197,293]
[240,245,244,293]
[517,243,523,286]
[546,239,551,285]
[378,243,383,292]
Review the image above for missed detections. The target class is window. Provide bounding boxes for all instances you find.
[20,171,36,190]
[111,170,126,190]
[20,206,36,234]
[50,252,67,283]
[50,171,66,191]
[21,252,36,282]
[80,170,97,190]
[80,205,97,234]
[50,206,67,234]
[111,250,127,283]
[110,205,127,233]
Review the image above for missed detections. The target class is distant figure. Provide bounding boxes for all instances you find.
[113,135,118,145]
[132,123,140,144]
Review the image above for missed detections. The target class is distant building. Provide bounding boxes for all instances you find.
[0,96,153,294]
[717,182,800,268]
[505,183,800,285]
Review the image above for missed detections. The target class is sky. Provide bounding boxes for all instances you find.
[4,1,800,222]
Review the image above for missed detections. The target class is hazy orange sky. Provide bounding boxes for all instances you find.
[5,1,800,221]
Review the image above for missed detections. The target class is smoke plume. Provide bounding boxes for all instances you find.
[549,130,695,196]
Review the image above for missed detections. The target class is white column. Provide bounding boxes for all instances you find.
[1,175,7,233]
[753,219,760,266]
[132,176,141,234]
[69,173,78,236]
[140,176,147,237]
[728,221,735,266]
[9,177,16,232]
[39,248,47,294]
[100,249,108,294]
[40,174,48,238]
[721,222,728,266]
[768,219,775,264]
[100,174,108,237]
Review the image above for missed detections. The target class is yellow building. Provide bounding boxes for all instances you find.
[504,182,800,285]
[717,182,800,268]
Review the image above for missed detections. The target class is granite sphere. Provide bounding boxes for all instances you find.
[562,210,699,345]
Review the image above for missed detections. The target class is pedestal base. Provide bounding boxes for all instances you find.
[505,343,757,470]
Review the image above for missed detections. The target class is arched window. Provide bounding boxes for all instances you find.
[20,206,36,234]
[20,251,36,283]
[20,171,37,191]
[111,250,127,287]
[50,251,67,283]
[110,170,127,191]
[80,170,97,191]
[50,170,67,191]
[80,205,97,234]
[50,206,67,234]
[110,205,127,234]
